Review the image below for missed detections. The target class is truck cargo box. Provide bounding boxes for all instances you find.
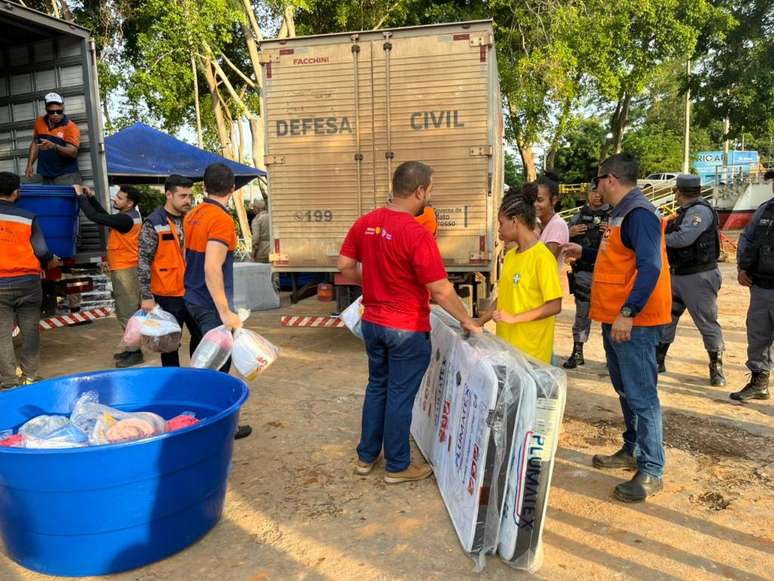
[260,21,503,274]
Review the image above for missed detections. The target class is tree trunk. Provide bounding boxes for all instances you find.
[239,1,267,172]
[249,115,267,185]
[200,56,232,158]
[507,101,536,182]
[278,4,296,38]
[191,54,204,148]
[544,95,574,172]
[612,92,631,154]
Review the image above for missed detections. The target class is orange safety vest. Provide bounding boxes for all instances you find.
[416,206,438,238]
[147,207,185,297]
[107,208,141,271]
[590,191,672,326]
[0,205,42,278]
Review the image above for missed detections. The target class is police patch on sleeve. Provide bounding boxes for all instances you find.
[691,215,703,226]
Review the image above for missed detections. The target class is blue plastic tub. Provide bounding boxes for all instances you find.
[16,185,79,259]
[0,368,249,576]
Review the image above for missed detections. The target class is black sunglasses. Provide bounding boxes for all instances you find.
[591,173,617,188]
[46,109,64,115]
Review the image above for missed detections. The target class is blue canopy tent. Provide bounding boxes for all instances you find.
[105,123,266,189]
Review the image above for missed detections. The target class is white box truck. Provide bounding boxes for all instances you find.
[259,20,503,307]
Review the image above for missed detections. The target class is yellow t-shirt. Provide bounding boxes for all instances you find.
[496,242,562,363]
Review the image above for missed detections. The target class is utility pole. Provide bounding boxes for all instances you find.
[682,59,691,174]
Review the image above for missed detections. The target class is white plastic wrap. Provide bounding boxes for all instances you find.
[69,391,166,445]
[232,328,279,380]
[139,305,182,353]
[18,415,89,449]
[190,325,234,370]
[411,308,566,573]
[123,309,145,349]
[340,296,364,340]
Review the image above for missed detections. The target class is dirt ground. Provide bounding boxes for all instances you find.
[1,261,772,580]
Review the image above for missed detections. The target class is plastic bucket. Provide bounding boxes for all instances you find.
[16,185,79,258]
[0,367,249,576]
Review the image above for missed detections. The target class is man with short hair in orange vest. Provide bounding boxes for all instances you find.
[75,184,143,368]
[137,175,198,367]
[0,172,61,388]
[563,152,672,503]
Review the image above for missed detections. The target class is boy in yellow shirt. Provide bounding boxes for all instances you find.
[480,192,563,363]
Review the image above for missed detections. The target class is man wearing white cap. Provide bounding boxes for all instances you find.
[24,92,81,185]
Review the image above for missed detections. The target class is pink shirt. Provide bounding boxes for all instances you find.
[540,213,569,270]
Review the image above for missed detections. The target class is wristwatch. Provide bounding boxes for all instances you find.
[620,306,635,318]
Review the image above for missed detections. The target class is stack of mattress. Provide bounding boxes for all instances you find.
[411,309,566,572]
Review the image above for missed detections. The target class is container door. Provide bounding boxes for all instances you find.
[261,39,375,269]
[371,28,494,269]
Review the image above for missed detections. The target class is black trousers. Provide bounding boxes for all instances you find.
[154,295,201,367]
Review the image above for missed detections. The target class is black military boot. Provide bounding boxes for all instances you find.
[614,471,663,503]
[656,342,670,373]
[730,372,770,402]
[592,447,637,470]
[708,351,726,387]
[563,342,585,369]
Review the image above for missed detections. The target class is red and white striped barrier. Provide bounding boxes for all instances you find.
[280,315,345,328]
[13,307,113,337]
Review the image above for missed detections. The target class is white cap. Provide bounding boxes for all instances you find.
[44,92,64,105]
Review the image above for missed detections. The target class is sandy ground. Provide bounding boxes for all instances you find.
[1,261,772,580]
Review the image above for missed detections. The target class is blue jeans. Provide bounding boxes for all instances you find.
[185,301,231,373]
[602,324,665,478]
[358,321,432,472]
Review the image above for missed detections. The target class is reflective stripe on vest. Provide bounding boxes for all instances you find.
[0,212,41,278]
[150,218,185,297]
[107,210,141,271]
[589,198,672,326]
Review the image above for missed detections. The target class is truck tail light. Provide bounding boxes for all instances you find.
[480,236,486,252]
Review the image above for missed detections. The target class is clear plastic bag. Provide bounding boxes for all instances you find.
[232,328,279,380]
[190,325,234,370]
[139,305,182,353]
[340,296,364,340]
[70,391,166,445]
[18,415,89,449]
[123,309,146,349]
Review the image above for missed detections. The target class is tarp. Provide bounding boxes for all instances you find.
[105,123,265,189]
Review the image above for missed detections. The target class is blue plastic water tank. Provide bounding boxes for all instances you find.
[16,185,79,259]
[0,367,249,576]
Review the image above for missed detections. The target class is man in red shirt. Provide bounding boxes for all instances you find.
[338,161,481,484]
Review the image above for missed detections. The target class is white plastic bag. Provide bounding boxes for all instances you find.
[123,309,146,349]
[18,415,89,449]
[190,325,234,370]
[340,296,364,340]
[232,328,279,380]
[70,391,166,445]
[140,305,182,353]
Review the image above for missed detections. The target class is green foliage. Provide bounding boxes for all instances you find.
[693,0,774,140]
[504,152,523,189]
[136,185,165,216]
[553,117,607,183]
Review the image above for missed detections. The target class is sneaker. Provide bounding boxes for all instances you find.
[115,350,144,368]
[234,424,253,439]
[354,455,382,475]
[384,463,433,484]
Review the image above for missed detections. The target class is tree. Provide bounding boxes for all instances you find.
[584,0,729,161]
[553,116,607,183]
[692,0,774,144]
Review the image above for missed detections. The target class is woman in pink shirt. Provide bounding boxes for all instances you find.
[535,173,569,268]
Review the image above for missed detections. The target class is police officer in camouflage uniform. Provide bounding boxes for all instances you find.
[564,186,611,368]
[657,175,726,386]
[733,170,774,401]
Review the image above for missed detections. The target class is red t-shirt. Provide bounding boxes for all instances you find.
[340,207,447,332]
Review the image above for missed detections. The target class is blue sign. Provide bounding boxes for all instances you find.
[693,150,759,184]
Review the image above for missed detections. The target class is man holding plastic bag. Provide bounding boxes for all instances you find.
[137,175,199,366]
[338,161,481,484]
[183,163,252,440]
